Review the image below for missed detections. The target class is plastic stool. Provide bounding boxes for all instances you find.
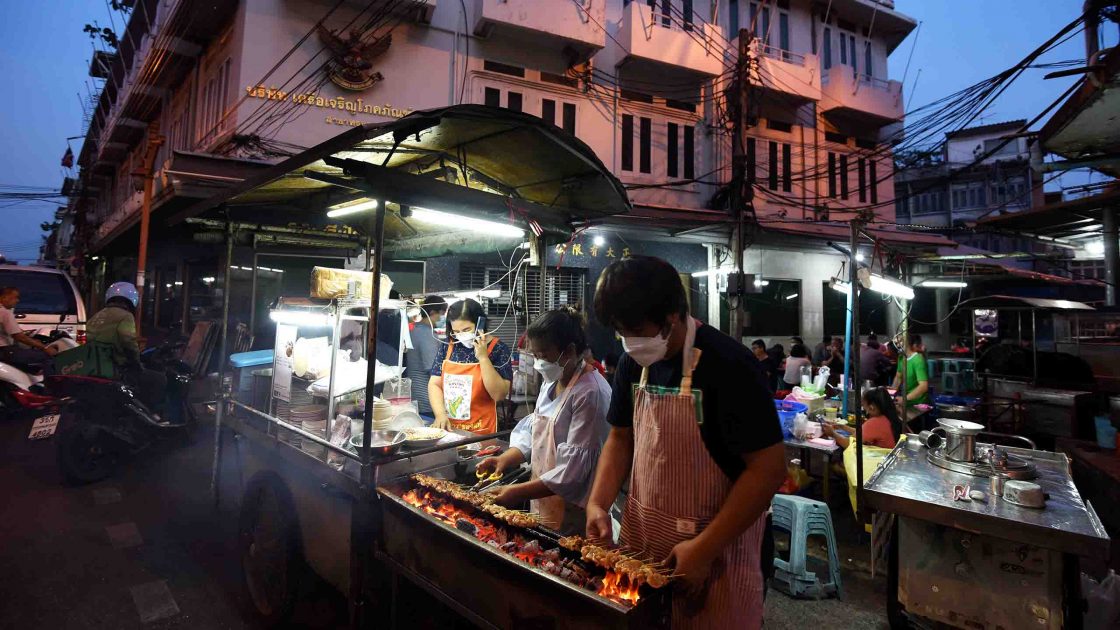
[770,495,843,599]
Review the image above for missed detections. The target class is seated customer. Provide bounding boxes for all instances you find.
[822,387,901,449]
[782,343,812,390]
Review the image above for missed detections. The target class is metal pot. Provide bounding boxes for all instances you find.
[349,429,406,457]
[937,419,985,463]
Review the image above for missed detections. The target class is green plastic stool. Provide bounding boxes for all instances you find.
[770,494,843,599]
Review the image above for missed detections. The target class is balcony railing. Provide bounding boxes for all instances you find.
[758,45,806,66]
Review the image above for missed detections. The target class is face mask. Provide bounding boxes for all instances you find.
[621,331,670,368]
[435,316,446,329]
[454,331,476,347]
[534,353,569,383]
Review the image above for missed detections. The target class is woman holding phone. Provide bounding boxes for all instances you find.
[428,298,512,434]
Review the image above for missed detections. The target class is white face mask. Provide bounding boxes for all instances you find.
[454,331,477,347]
[621,330,670,368]
[534,353,569,383]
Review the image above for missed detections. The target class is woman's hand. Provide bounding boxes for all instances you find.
[473,331,491,364]
[476,456,505,476]
[821,422,837,438]
[486,484,522,507]
[431,415,450,430]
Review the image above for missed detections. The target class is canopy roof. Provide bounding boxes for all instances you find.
[173,105,631,251]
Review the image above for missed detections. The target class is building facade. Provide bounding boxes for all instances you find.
[58,0,916,349]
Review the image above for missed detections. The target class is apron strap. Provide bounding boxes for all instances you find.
[679,317,700,397]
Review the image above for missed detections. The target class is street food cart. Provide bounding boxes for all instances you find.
[175,106,676,628]
[865,433,1110,628]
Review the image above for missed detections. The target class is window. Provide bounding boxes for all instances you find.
[506,91,523,112]
[782,143,792,192]
[666,99,696,113]
[483,60,525,77]
[827,152,837,198]
[858,157,867,202]
[683,0,693,30]
[667,123,679,178]
[750,3,770,44]
[542,99,556,126]
[822,281,888,336]
[621,115,634,172]
[778,12,790,57]
[639,117,652,174]
[823,27,832,69]
[484,87,500,107]
[840,154,849,199]
[0,270,77,315]
[983,138,1020,158]
[661,0,671,27]
[825,131,848,145]
[562,103,576,135]
[729,0,739,33]
[864,41,873,78]
[849,34,858,74]
[869,160,878,204]
[747,137,756,184]
[198,57,231,144]
[768,141,779,190]
[540,71,578,88]
[743,279,801,336]
[683,125,695,179]
[767,119,792,133]
[839,31,847,64]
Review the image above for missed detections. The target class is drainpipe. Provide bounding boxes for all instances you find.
[1104,207,1118,307]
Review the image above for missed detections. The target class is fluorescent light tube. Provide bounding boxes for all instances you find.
[785,293,799,300]
[919,280,968,288]
[410,207,524,238]
[269,310,332,327]
[326,198,379,218]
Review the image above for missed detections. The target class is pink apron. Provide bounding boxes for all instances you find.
[620,318,766,629]
[530,362,594,534]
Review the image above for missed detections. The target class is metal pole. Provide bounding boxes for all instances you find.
[209,223,235,507]
[135,121,164,336]
[352,198,387,630]
[850,221,864,520]
[538,237,548,319]
[728,29,752,342]
[1103,207,1118,307]
[840,280,853,419]
[1032,309,1038,383]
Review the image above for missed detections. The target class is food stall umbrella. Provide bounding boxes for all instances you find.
[175,104,631,628]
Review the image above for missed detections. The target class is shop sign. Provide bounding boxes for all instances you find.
[245,85,413,120]
[317,27,393,91]
[554,242,631,259]
[273,324,297,402]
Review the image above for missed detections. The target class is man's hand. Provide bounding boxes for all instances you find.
[486,484,522,507]
[43,345,58,357]
[666,537,716,592]
[585,503,612,543]
[476,456,506,476]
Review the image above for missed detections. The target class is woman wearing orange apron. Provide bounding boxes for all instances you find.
[477,308,611,534]
[428,298,511,435]
[585,256,786,629]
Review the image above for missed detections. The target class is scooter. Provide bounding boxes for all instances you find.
[0,330,79,417]
[51,343,195,484]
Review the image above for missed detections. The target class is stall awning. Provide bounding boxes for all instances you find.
[172,105,631,246]
[955,295,1095,311]
[975,187,1120,241]
[760,221,958,250]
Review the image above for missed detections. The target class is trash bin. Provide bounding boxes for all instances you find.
[229,350,273,411]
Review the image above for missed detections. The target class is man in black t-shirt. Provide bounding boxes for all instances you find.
[585,256,783,628]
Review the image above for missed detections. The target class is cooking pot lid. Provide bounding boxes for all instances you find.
[937,418,985,434]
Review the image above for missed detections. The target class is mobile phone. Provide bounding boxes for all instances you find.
[476,315,488,335]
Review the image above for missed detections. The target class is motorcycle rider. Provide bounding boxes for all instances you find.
[86,282,166,410]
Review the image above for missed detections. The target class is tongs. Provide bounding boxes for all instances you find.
[472,468,503,491]
[476,466,531,493]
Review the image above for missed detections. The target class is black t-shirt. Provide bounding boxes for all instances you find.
[608,323,783,480]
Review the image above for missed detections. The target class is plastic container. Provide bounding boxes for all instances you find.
[1096,421,1117,450]
[775,400,809,438]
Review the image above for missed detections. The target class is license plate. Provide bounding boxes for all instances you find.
[28,414,60,440]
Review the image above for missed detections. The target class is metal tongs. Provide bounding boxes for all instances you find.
[472,468,503,491]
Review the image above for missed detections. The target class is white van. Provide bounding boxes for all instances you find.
[0,265,87,342]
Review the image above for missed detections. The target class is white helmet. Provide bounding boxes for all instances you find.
[105,282,139,307]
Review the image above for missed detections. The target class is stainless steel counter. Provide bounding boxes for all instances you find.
[864,442,1110,557]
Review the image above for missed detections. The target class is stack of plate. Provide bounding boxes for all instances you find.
[289,405,326,452]
[301,416,328,461]
[371,399,394,431]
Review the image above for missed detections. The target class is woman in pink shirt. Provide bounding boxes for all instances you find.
[823,387,901,449]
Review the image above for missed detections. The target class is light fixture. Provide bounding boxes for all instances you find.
[785,293,799,300]
[859,269,914,300]
[855,252,865,262]
[919,280,968,288]
[326,198,379,218]
[829,278,852,295]
[165,283,172,288]
[755,279,769,287]
[410,207,524,238]
[454,289,502,300]
[174,281,183,286]
[691,268,731,278]
[269,310,332,327]
[201,276,216,283]
[593,235,606,247]
[1086,240,1105,256]
[91,256,100,261]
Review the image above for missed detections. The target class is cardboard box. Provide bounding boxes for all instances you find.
[310,267,393,300]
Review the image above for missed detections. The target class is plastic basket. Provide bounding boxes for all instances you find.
[775,400,809,438]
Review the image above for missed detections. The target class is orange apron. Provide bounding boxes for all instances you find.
[441,337,499,434]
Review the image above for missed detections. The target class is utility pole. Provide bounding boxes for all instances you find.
[728,29,754,343]
[135,121,164,337]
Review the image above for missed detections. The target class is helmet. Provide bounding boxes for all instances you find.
[105,282,139,307]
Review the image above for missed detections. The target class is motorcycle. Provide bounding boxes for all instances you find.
[51,342,196,484]
[0,329,80,418]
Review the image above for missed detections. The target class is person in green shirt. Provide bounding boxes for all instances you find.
[892,334,930,407]
[86,282,166,410]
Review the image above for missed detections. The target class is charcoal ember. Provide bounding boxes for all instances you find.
[486,540,500,547]
[522,540,541,555]
[542,561,558,574]
[499,541,519,553]
[455,519,478,536]
[542,548,561,562]
[587,578,603,592]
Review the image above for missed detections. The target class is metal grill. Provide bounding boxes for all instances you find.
[521,267,588,319]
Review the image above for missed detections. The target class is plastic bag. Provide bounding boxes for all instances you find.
[814,366,830,391]
[1084,570,1120,629]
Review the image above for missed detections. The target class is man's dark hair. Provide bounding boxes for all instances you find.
[421,295,447,317]
[751,339,766,350]
[526,307,588,354]
[790,343,809,358]
[593,256,687,330]
[447,298,485,324]
[908,334,924,350]
[791,336,804,345]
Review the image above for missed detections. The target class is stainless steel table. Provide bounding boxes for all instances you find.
[864,443,1109,557]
